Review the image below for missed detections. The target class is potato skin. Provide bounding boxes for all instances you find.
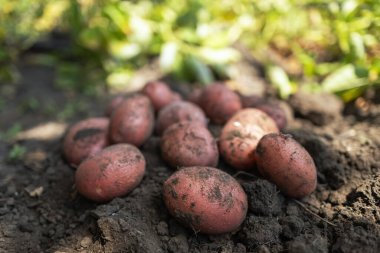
[141,81,182,111]
[63,117,110,167]
[105,95,125,117]
[219,108,279,171]
[240,94,265,108]
[163,166,248,234]
[160,122,218,168]
[156,101,208,135]
[255,133,317,198]
[109,94,154,147]
[187,88,202,105]
[199,83,242,124]
[255,103,287,130]
[75,144,145,202]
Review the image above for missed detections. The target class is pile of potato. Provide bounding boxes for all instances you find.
[62,81,317,234]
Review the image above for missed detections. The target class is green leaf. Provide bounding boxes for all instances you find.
[184,55,214,85]
[267,66,296,99]
[198,47,241,64]
[322,64,369,93]
[350,32,365,60]
[159,42,178,72]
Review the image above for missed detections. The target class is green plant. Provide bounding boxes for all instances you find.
[0,0,67,81]
[7,144,26,162]
[0,0,379,101]
[67,0,247,88]
[0,123,22,142]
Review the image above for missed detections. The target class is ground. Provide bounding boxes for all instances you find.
[0,54,379,253]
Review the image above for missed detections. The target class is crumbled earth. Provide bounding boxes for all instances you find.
[0,56,379,253]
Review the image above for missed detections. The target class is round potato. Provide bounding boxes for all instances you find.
[141,81,182,111]
[219,108,279,171]
[109,94,154,147]
[163,166,248,234]
[199,83,242,124]
[160,122,218,168]
[187,88,202,105]
[63,117,110,167]
[255,133,317,198]
[240,94,265,108]
[255,103,287,130]
[105,95,125,117]
[75,144,145,202]
[156,101,208,135]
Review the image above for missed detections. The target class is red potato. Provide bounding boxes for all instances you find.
[75,144,145,202]
[156,101,208,135]
[199,83,242,124]
[105,95,125,117]
[255,103,288,130]
[109,94,154,147]
[240,94,265,108]
[63,117,110,167]
[141,81,182,111]
[240,95,287,129]
[255,133,317,198]
[163,166,248,234]
[219,108,279,171]
[160,122,218,168]
[187,88,202,105]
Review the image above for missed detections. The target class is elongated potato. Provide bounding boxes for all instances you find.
[255,133,317,198]
[63,117,110,167]
[160,122,218,168]
[219,108,279,171]
[163,166,248,234]
[109,94,154,147]
[156,101,208,135]
[75,144,145,202]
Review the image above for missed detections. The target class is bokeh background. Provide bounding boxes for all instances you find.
[1,0,379,100]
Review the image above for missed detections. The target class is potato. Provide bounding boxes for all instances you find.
[105,95,125,117]
[160,122,218,168]
[63,117,110,167]
[219,108,279,171]
[109,94,154,147]
[75,144,145,202]
[256,103,287,130]
[187,88,202,105]
[240,94,265,108]
[255,133,317,198]
[156,101,208,135]
[141,81,182,111]
[199,83,242,124]
[163,166,248,234]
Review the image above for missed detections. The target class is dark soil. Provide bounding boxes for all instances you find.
[0,55,379,253]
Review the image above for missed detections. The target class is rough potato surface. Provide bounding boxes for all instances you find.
[255,133,317,198]
[142,81,181,111]
[160,122,218,168]
[199,83,242,124]
[156,101,207,135]
[219,108,279,170]
[63,117,110,167]
[163,166,248,234]
[75,144,145,202]
[109,94,154,147]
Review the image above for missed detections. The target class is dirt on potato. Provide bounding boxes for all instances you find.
[0,55,379,253]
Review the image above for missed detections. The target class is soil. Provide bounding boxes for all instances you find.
[0,54,379,253]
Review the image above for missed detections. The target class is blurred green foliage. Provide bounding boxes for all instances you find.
[0,0,379,101]
[0,0,67,81]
